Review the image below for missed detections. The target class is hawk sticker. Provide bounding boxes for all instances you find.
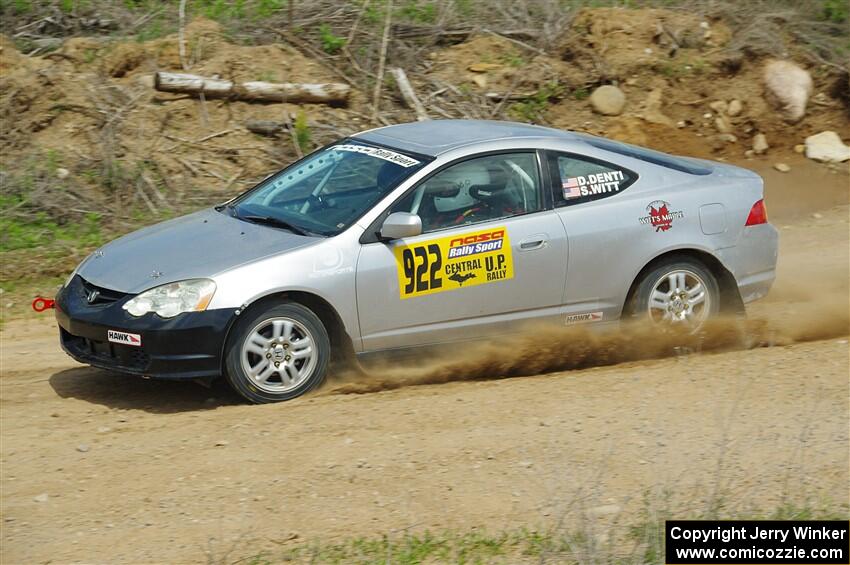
[639,200,684,232]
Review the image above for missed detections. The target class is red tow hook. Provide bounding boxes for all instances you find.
[32,297,55,312]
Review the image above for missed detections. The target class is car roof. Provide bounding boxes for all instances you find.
[353,119,582,156]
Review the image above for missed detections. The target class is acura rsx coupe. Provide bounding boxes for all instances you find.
[55,120,778,403]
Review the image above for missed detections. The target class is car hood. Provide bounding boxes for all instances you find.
[77,208,317,294]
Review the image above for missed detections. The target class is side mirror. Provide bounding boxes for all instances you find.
[380,212,422,240]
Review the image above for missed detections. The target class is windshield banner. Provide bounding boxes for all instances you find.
[334,144,421,167]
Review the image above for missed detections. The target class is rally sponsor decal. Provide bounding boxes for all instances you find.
[639,200,684,232]
[394,226,514,299]
[562,170,626,200]
[333,144,420,167]
[565,311,604,325]
[107,330,142,347]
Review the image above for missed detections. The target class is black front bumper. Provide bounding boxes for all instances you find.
[56,276,237,379]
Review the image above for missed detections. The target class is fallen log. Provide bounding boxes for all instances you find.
[391,23,538,43]
[390,67,428,121]
[154,72,351,106]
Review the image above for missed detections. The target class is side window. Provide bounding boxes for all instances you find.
[550,153,636,207]
[390,153,542,233]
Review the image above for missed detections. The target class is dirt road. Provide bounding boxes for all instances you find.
[1,161,848,564]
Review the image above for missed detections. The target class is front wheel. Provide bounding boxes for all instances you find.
[224,302,330,403]
[630,258,720,331]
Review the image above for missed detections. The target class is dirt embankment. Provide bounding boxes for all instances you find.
[1,7,847,203]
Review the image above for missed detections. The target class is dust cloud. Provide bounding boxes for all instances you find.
[326,276,848,395]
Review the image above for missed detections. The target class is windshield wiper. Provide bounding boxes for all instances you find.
[237,214,310,236]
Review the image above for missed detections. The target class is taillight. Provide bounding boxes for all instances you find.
[745,199,768,226]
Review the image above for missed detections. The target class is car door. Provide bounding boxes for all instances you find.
[355,151,568,352]
[545,150,640,323]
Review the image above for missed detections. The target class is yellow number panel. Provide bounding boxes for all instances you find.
[393,226,514,299]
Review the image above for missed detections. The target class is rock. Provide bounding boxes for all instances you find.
[774,163,790,173]
[727,99,743,116]
[214,440,229,447]
[804,131,850,163]
[589,85,626,116]
[744,150,755,158]
[471,75,487,89]
[709,134,736,152]
[643,89,675,127]
[715,116,732,133]
[55,168,70,179]
[753,133,769,155]
[76,444,90,453]
[676,120,686,128]
[794,144,805,154]
[763,59,813,123]
[33,493,49,503]
[709,100,728,114]
[33,37,63,50]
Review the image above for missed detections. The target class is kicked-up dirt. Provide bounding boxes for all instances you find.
[0,160,847,564]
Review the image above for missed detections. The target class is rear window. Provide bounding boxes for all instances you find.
[582,136,713,175]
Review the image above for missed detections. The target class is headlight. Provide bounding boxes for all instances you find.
[123,279,216,318]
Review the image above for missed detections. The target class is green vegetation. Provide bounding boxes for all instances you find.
[256,70,278,82]
[822,0,848,23]
[399,1,437,24]
[241,528,569,565]
[233,501,847,565]
[0,204,102,253]
[572,87,590,100]
[294,110,311,153]
[318,23,346,54]
[500,50,526,68]
[509,81,565,123]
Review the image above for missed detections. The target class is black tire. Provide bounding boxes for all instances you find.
[629,256,720,329]
[224,301,330,404]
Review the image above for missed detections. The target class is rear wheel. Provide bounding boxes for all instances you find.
[224,302,330,403]
[631,257,720,331]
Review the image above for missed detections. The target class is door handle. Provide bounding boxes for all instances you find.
[519,236,547,251]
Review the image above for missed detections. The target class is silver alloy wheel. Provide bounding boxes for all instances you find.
[240,316,317,394]
[647,269,711,327]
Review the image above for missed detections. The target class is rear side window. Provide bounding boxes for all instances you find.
[548,152,636,207]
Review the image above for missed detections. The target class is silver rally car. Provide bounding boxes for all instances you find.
[56,120,778,403]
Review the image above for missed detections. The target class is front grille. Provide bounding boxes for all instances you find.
[61,329,151,372]
[78,277,129,306]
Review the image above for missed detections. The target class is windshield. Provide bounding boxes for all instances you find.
[227,140,428,236]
